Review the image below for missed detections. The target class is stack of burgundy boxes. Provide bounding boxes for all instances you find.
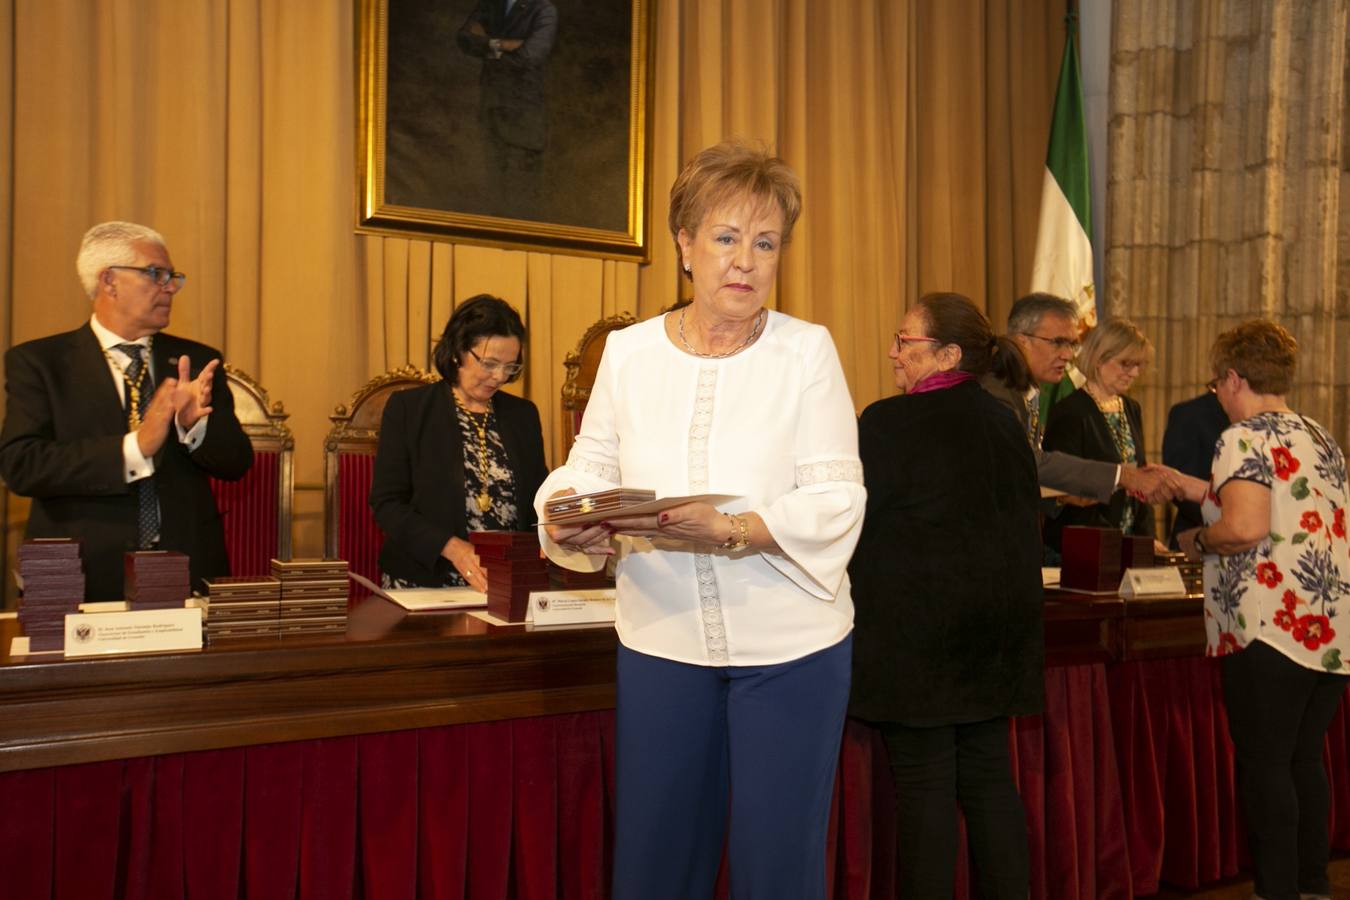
[470,531,547,623]
[124,551,191,610]
[17,538,85,652]
[271,559,350,639]
[203,575,281,642]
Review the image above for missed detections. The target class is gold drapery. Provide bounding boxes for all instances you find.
[1108,0,1350,456]
[0,0,1061,560]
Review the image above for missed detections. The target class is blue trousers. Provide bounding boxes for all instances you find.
[612,635,852,900]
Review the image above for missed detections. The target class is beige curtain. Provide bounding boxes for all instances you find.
[0,0,1062,566]
[1108,0,1350,458]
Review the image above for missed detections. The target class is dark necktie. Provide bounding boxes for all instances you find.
[116,343,159,549]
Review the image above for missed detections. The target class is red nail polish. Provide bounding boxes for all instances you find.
[658,513,669,525]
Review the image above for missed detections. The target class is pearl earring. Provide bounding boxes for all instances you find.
[684,263,691,272]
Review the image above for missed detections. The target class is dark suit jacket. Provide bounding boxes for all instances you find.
[456,0,559,151]
[1041,388,1153,550]
[849,382,1045,725]
[369,382,548,586]
[979,373,1119,501]
[1162,391,1229,546]
[0,323,254,600]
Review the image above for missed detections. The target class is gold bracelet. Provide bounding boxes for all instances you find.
[721,514,750,551]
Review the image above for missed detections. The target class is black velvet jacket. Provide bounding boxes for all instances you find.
[849,381,1045,726]
[369,382,548,586]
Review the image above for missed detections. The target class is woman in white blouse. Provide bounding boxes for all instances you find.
[538,141,865,900]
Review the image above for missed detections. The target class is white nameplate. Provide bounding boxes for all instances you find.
[1118,567,1188,599]
[64,607,203,657]
[526,590,616,627]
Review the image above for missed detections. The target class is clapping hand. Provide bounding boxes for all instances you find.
[172,356,218,430]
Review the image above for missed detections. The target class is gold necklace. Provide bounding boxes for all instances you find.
[452,388,494,513]
[102,342,152,428]
[1086,383,1123,413]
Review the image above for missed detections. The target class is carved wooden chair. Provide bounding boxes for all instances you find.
[324,366,440,591]
[209,365,294,577]
[561,312,635,456]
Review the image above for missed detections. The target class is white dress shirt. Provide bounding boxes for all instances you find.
[89,315,208,486]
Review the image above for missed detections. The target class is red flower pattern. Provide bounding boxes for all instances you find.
[1282,589,1299,611]
[1273,608,1297,631]
[1271,447,1300,480]
[1301,510,1323,532]
[1255,561,1283,588]
[1291,614,1336,651]
[1215,632,1241,656]
[1334,507,1346,539]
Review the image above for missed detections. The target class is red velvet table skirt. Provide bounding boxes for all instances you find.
[2,661,1348,899]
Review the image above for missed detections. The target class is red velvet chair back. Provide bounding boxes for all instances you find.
[560,313,635,457]
[209,365,294,577]
[324,366,439,591]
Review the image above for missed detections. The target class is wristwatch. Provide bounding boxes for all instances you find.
[1192,529,1209,555]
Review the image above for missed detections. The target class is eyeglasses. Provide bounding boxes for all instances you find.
[108,265,187,289]
[893,332,940,349]
[1020,333,1079,353]
[467,347,523,377]
[1207,370,1243,393]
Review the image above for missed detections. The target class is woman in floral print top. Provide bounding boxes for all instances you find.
[1177,320,1349,900]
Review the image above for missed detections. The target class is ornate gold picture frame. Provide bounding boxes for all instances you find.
[357,0,654,260]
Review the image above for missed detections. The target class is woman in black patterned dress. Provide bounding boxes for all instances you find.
[370,294,548,590]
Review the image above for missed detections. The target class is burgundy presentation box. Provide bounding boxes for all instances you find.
[470,531,546,623]
[1060,526,1123,593]
[1120,535,1155,569]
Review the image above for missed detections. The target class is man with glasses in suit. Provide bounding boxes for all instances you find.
[981,292,1178,504]
[0,221,253,600]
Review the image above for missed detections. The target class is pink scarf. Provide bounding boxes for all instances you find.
[907,369,976,395]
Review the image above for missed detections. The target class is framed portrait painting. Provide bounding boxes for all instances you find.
[357,0,654,260]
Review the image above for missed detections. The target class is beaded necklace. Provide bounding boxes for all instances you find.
[452,388,494,513]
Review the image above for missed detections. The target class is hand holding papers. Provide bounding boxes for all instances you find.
[544,488,741,553]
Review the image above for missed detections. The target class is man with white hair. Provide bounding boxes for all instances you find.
[0,221,253,600]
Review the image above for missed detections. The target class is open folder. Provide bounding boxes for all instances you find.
[348,572,487,611]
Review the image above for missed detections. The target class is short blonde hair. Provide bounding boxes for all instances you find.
[1078,318,1153,383]
[1211,319,1298,395]
[667,141,802,280]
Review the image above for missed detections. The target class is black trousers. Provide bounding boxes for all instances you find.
[1222,639,1350,900]
[878,717,1029,899]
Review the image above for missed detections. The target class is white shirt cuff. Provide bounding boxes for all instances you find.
[1113,464,1122,491]
[178,414,209,450]
[123,432,155,483]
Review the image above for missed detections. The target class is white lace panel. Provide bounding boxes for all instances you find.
[688,365,728,664]
[572,456,620,485]
[796,459,864,487]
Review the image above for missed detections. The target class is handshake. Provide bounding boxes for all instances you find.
[1118,463,1206,505]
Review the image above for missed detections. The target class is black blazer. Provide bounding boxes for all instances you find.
[0,323,254,600]
[369,382,548,586]
[849,381,1045,726]
[1162,392,1229,546]
[1041,388,1153,550]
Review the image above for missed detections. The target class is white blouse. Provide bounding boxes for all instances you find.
[535,311,865,667]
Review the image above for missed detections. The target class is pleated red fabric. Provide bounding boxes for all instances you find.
[3,683,1348,899]
[210,450,280,577]
[339,453,381,598]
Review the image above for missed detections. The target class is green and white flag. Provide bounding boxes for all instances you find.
[1030,24,1095,327]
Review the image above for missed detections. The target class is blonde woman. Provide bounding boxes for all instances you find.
[1042,318,1157,551]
